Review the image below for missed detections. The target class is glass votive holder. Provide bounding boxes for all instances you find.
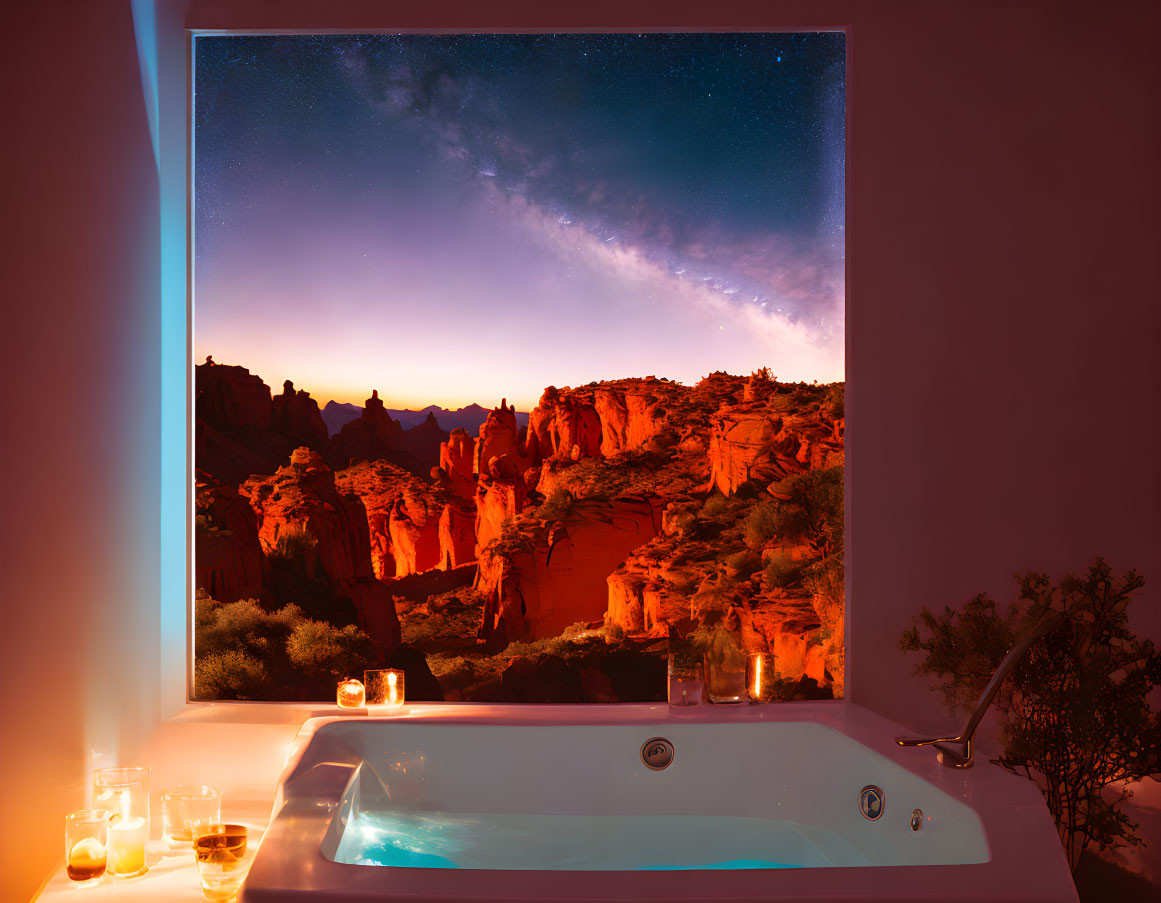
[336,677,365,708]
[747,652,777,703]
[194,824,254,902]
[667,654,704,707]
[93,766,149,878]
[64,808,109,883]
[364,669,405,710]
[162,785,222,845]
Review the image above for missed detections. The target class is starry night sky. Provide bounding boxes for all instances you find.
[194,33,845,409]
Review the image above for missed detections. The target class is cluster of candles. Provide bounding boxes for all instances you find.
[336,668,405,711]
[65,769,253,899]
[65,767,152,882]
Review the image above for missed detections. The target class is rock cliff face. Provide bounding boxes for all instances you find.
[195,470,264,606]
[240,448,400,650]
[272,380,329,450]
[476,496,664,641]
[438,428,477,499]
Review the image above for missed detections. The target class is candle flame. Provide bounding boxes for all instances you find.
[753,655,763,698]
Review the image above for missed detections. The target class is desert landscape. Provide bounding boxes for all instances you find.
[195,358,844,702]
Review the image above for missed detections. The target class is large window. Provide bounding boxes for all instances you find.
[191,32,845,703]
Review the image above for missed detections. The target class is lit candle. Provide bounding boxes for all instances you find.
[747,653,775,703]
[107,791,147,878]
[336,678,365,708]
[364,669,405,710]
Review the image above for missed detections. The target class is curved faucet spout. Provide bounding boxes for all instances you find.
[896,611,1065,768]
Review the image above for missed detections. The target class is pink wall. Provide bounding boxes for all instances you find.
[3,1,1158,900]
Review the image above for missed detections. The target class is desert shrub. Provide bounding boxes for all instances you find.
[742,502,779,548]
[701,493,733,518]
[195,592,378,700]
[804,553,845,608]
[537,489,574,523]
[286,620,377,679]
[196,597,302,661]
[824,382,845,419]
[725,549,762,578]
[901,560,1161,871]
[764,552,804,589]
[764,467,843,552]
[194,649,268,700]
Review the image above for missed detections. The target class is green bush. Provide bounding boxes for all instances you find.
[194,649,268,700]
[901,560,1161,871]
[287,620,378,679]
[194,591,379,700]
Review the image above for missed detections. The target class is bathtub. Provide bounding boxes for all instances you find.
[241,703,1077,902]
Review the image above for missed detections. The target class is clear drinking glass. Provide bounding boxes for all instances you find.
[64,809,109,883]
[667,654,704,706]
[194,825,254,902]
[162,785,222,845]
[93,766,149,877]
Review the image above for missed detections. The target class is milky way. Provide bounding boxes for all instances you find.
[194,33,845,408]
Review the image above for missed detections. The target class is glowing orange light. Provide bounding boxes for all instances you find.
[337,678,365,709]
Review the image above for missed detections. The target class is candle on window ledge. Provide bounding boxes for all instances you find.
[336,677,365,709]
[747,652,776,704]
[364,669,405,711]
[107,790,148,878]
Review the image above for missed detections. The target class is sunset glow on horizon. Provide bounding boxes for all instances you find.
[194,34,845,411]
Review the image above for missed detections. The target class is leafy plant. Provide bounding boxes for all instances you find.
[900,559,1161,871]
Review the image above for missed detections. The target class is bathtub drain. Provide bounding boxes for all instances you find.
[640,737,674,770]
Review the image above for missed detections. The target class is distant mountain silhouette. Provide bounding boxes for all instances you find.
[322,400,529,438]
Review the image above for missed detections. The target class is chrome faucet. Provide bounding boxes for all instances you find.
[896,611,1064,768]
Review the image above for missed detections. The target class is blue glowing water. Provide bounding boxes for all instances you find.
[335,811,840,871]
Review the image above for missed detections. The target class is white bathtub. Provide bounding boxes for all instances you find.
[241,703,1077,902]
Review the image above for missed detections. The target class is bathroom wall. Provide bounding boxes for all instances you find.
[3,0,1158,900]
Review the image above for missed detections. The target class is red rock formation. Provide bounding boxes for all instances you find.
[475,401,526,474]
[196,360,274,433]
[334,459,418,581]
[195,470,264,604]
[438,501,476,570]
[271,380,328,450]
[438,428,477,498]
[593,384,669,455]
[389,488,442,577]
[241,448,400,650]
[474,476,529,557]
[398,411,449,475]
[528,387,602,462]
[328,390,405,470]
[476,496,663,640]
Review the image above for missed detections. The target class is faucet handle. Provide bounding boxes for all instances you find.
[895,734,959,747]
[896,734,974,767]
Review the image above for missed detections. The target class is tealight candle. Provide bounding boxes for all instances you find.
[336,677,365,708]
[107,791,148,878]
[364,669,405,710]
[64,809,109,883]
